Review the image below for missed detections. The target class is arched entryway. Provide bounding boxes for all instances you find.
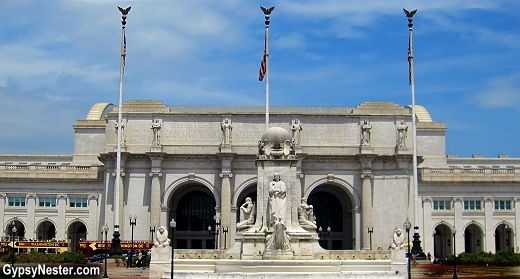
[495,223,514,252]
[464,224,483,253]
[433,224,452,259]
[37,220,56,241]
[4,219,25,241]
[308,184,353,250]
[170,185,217,249]
[67,221,87,252]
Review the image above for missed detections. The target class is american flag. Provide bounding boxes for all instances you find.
[407,37,411,85]
[123,33,127,66]
[259,40,267,81]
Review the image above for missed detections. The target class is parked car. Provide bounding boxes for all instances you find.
[87,253,110,263]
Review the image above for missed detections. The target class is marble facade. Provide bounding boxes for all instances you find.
[0,100,518,269]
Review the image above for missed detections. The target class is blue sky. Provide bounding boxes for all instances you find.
[0,0,519,158]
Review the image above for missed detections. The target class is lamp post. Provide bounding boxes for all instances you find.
[404,219,412,279]
[453,229,458,279]
[222,227,229,249]
[169,218,176,279]
[102,224,109,278]
[318,226,331,249]
[368,227,374,250]
[207,224,220,250]
[150,226,156,242]
[11,221,16,267]
[129,215,136,266]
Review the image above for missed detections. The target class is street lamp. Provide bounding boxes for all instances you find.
[150,226,156,242]
[11,221,16,267]
[207,225,220,250]
[368,227,374,250]
[129,215,137,267]
[403,219,412,279]
[453,229,458,279]
[102,224,109,278]
[169,218,176,279]
[318,226,331,249]
[222,227,229,249]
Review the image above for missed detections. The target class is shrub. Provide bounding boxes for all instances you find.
[439,249,520,266]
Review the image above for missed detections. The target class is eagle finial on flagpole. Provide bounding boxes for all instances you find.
[403,8,417,29]
[118,6,131,26]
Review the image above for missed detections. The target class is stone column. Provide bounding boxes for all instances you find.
[57,194,67,240]
[219,171,232,249]
[484,197,493,253]
[354,206,361,250]
[26,193,37,239]
[515,197,520,253]
[361,172,373,250]
[0,194,5,236]
[453,198,463,254]
[218,153,235,249]
[147,152,165,230]
[421,197,433,254]
[358,154,375,250]
[149,171,163,228]
[87,194,99,240]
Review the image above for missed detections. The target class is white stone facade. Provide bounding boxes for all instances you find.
[0,100,518,260]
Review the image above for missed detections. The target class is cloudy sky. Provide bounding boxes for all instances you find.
[0,0,519,158]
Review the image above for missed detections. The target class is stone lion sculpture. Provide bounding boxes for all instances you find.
[390,228,405,250]
[154,226,170,248]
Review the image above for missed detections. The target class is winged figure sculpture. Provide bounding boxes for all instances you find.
[118,6,132,15]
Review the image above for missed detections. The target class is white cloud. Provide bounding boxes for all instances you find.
[471,73,520,108]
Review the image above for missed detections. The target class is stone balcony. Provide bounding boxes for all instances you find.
[0,163,102,181]
[420,167,520,182]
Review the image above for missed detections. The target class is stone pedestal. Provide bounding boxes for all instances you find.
[149,246,172,279]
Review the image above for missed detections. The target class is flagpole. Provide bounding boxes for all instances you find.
[261,6,274,131]
[404,8,422,255]
[110,5,131,255]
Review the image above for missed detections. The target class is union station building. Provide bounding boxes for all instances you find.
[1,100,518,259]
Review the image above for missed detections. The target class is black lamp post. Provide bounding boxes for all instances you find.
[207,224,220,250]
[453,229,458,279]
[102,224,109,278]
[169,218,176,279]
[150,226,156,242]
[404,219,412,279]
[368,227,374,250]
[11,221,16,267]
[318,226,331,249]
[129,215,136,267]
[222,227,229,249]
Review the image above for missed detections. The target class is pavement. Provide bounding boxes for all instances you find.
[101,260,520,279]
[102,262,148,278]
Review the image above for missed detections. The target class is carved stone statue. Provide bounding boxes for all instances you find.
[114,122,126,145]
[154,226,170,248]
[220,118,232,146]
[268,173,287,227]
[151,119,161,145]
[291,119,303,145]
[390,228,405,250]
[298,198,317,230]
[396,120,408,148]
[237,197,256,231]
[361,120,372,146]
[265,218,291,250]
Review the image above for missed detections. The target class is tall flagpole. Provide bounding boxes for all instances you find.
[404,8,422,256]
[110,5,131,255]
[260,6,274,131]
